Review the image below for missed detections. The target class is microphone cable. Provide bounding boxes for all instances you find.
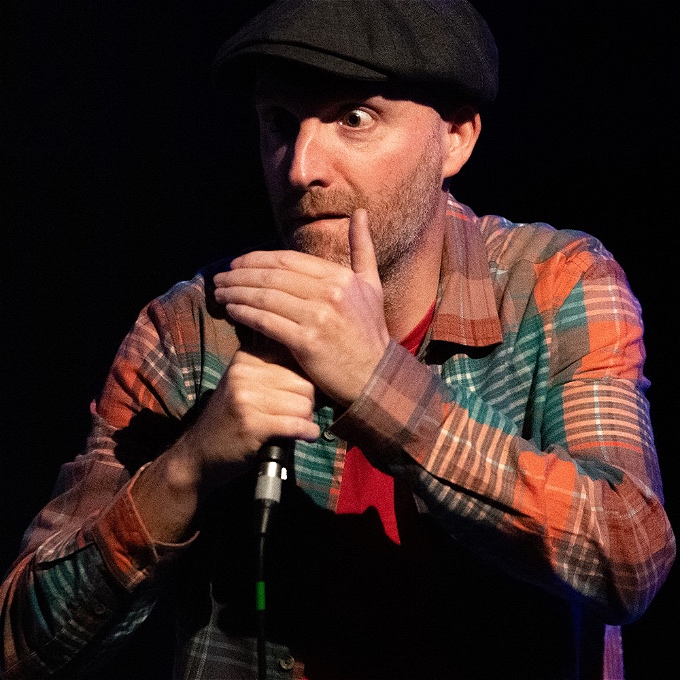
[253,438,294,680]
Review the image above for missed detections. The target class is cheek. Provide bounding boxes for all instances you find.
[376,128,437,177]
[360,146,426,196]
[259,143,288,194]
[350,149,401,194]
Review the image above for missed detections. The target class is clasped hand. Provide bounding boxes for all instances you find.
[132,210,391,506]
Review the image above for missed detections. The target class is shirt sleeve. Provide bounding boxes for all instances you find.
[331,246,675,625]
[0,288,208,679]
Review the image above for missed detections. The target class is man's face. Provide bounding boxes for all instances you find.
[254,67,449,283]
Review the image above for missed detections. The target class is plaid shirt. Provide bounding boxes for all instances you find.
[1,197,674,679]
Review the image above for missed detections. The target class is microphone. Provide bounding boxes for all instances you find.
[253,437,294,680]
[253,437,294,536]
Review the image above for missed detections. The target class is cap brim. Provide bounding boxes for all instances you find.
[215,42,392,86]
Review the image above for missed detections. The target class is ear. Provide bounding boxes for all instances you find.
[440,108,481,179]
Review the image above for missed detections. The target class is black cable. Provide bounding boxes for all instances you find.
[253,439,293,680]
[256,531,268,680]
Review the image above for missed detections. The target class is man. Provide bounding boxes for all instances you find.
[1,1,675,678]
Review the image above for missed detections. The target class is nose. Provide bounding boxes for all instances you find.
[287,118,333,190]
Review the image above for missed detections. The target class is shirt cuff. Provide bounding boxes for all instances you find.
[330,339,444,465]
[88,464,198,592]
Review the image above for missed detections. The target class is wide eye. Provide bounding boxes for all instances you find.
[339,108,373,129]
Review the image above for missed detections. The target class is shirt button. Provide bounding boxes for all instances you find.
[92,602,106,615]
[278,655,295,671]
[322,429,336,442]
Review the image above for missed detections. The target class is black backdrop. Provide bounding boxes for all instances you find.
[2,2,678,677]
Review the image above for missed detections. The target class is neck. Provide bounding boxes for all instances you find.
[382,196,446,341]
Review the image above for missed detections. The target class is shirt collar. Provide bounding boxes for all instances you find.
[429,196,502,348]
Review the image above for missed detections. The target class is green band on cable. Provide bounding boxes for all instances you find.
[255,580,266,611]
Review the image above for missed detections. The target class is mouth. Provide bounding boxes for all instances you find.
[289,213,349,229]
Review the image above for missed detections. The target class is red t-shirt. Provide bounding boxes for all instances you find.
[335,302,435,544]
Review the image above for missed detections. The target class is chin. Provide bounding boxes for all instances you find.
[281,222,351,265]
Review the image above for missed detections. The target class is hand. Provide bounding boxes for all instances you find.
[172,347,319,493]
[214,209,390,405]
[130,344,318,541]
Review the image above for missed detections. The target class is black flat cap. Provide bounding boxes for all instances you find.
[214,0,498,105]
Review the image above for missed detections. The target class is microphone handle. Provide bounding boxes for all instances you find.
[254,437,294,535]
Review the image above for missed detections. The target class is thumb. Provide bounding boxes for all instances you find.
[349,208,380,286]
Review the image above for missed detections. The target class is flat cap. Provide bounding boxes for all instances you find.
[214,0,498,105]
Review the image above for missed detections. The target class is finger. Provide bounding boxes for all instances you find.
[348,208,380,286]
[236,358,320,441]
[223,249,334,279]
[233,350,313,394]
[260,414,321,443]
[220,285,308,328]
[250,389,316,420]
[226,301,301,349]
[216,267,318,301]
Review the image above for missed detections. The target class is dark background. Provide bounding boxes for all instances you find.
[2,1,678,677]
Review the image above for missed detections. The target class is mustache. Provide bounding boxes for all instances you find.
[277,189,363,224]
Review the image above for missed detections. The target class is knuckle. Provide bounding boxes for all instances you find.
[303,381,316,399]
[300,324,321,349]
[309,304,331,329]
[227,361,250,384]
[229,390,250,418]
[276,251,294,269]
[255,288,270,307]
[260,269,277,288]
[326,283,345,306]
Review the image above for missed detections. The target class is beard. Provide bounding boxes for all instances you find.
[270,126,445,287]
